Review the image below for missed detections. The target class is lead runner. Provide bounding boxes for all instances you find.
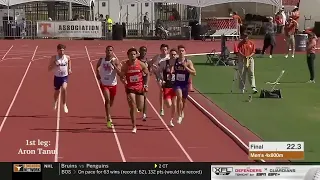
[96,45,122,128]
[121,48,149,133]
[48,44,71,113]
[172,45,196,124]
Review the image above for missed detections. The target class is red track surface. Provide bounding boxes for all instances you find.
[0,40,263,162]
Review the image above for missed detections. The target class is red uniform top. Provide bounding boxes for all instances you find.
[125,60,143,91]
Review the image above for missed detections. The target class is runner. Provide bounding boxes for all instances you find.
[172,45,196,124]
[137,46,150,121]
[48,44,71,113]
[96,46,122,128]
[121,48,149,133]
[157,48,178,127]
[150,44,170,116]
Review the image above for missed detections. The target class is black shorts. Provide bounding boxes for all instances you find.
[126,88,144,95]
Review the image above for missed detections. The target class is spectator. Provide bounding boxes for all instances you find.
[284,17,298,58]
[261,17,276,58]
[98,14,104,21]
[291,6,300,32]
[143,12,150,36]
[105,15,113,32]
[236,33,258,94]
[172,8,181,20]
[20,18,26,39]
[279,7,287,33]
[79,15,85,21]
[305,31,317,83]
[275,12,283,33]
[231,11,243,35]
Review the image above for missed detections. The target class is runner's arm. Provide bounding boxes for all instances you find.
[113,58,122,76]
[67,55,72,73]
[156,61,164,80]
[96,58,102,80]
[119,62,127,84]
[140,61,150,86]
[185,60,196,76]
[48,56,56,71]
[148,55,158,75]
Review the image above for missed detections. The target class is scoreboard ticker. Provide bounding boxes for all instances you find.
[249,141,305,160]
[5,162,320,180]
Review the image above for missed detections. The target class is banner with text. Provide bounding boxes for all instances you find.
[37,21,102,38]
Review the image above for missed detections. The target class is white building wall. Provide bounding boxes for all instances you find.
[93,0,152,24]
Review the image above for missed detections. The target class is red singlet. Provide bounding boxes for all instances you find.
[125,60,143,91]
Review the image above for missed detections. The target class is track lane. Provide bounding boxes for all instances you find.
[146,78,252,162]
[0,46,58,161]
[58,49,123,162]
[0,45,33,120]
[88,48,190,162]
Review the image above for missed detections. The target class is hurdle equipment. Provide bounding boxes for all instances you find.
[260,70,285,98]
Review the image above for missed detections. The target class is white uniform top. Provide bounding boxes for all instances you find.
[157,54,170,65]
[54,55,69,77]
[99,57,117,86]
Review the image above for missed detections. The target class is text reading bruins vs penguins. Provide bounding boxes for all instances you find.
[17,139,56,155]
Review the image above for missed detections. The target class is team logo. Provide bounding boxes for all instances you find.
[13,164,41,172]
[212,167,233,176]
[13,164,24,172]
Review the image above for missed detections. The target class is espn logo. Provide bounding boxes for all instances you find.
[13,164,41,172]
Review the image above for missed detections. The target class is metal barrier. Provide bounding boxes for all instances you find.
[0,20,191,40]
[124,20,191,39]
[0,20,34,39]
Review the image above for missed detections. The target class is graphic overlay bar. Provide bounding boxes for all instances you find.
[211,165,320,180]
[248,142,304,160]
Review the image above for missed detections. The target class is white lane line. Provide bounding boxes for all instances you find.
[85,46,126,162]
[0,46,38,132]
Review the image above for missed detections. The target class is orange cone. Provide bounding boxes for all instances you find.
[188,77,194,92]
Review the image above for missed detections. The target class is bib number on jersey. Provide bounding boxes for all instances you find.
[166,74,175,81]
[58,70,67,76]
[129,75,139,83]
[104,76,110,81]
[176,74,185,81]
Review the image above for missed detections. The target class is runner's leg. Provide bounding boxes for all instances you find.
[102,87,112,128]
[136,93,144,112]
[159,81,164,115]
[127,91,137,133]
[170,95,177,127]
[181,86,189,119]
[109,85,117,121]
[175,87,183,122]
[53,76,61,110]
[61,77,68,113]
[142,92,147,121]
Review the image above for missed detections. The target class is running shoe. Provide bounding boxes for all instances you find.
[160,109,164,116]
[132,127,137,133]
[177,116,183,124]
[142,114,147,121]
[169,119,174,127]
[107,121,112,128]
[63,104,68,113]
[53,101,58,110]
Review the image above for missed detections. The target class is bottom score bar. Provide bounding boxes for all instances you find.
[248,151,304,160]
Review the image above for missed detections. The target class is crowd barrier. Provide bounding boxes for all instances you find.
[0,20,191,40]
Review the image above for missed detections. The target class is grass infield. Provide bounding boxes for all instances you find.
[190,54,319,162]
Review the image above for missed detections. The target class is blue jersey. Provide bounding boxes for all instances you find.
[174,58,190,86]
